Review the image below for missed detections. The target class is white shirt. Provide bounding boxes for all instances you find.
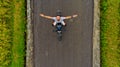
[52,17,66,23]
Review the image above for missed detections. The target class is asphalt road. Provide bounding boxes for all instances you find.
[32,0,93,67]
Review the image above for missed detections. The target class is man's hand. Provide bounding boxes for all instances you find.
[72,14,78,18]
[40,13,44,17]
[65,14,78,19]
[39,13,53,19]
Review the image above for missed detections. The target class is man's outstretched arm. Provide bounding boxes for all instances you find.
[40,13,53,19]
[65,14,78,19]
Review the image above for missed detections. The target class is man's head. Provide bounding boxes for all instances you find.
[56,16,61,21]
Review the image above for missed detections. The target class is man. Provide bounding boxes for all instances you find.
[40,13,78,26]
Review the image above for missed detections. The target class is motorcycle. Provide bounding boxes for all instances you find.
[55,22,63,41]
[54,10,64,41]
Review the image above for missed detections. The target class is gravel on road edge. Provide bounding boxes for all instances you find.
[26,0,33,67]
[26,0,100,67]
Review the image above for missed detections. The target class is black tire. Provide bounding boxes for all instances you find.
[56,10,62,16]
[58,33,62,41]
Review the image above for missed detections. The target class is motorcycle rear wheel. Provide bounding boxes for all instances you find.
[58,33,62,41]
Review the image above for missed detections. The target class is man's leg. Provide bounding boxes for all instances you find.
[52,22,57,32]
[52,22,57,26]
[61,21,66,26]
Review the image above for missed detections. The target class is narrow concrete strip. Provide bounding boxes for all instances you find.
[26,0,33,67]
[93,0,100,67]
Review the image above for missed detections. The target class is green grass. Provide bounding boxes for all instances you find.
[0,0,26,67]
[11,0,26,67]
[100,0,120,67]
[0,0,14,67]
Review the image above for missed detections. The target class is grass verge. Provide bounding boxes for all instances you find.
[100,0,120,67]
[11,0,26,67]
[0,0,26,67]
